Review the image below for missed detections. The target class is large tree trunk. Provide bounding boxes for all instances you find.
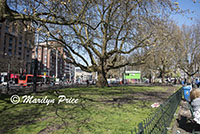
[161,71,165,83]
[96,72,108,87]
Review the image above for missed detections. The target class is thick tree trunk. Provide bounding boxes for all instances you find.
[161,75,165,83]
[149,74,152,83]
[161,71,165,83]
[96,72,108,87]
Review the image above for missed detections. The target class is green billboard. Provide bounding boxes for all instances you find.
[124,71,141,80]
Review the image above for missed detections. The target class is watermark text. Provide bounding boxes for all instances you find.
[10,95,79,105]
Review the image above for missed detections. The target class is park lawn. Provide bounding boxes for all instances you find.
[0,85,176,134]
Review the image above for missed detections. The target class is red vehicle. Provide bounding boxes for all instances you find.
[10,74,19,84]
[18,74,44,86]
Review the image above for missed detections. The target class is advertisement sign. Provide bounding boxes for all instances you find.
[124,71,141,80]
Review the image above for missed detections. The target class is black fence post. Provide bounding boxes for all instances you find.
[131,130,133,134]
[132,88,183,134]
[160,105,167,134]
[138,123,144,134]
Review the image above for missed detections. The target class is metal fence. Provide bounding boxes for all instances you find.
[132,88,182,134]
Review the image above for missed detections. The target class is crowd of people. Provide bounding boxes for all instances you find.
[181,77,200,88]
[182,77,200,126]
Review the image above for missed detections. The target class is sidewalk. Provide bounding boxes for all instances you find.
[172,100,200,134]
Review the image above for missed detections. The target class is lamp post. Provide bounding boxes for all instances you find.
[123,65,126,84]
[33,32,39,93]
[4,53,10,93]
[56,49,58,78]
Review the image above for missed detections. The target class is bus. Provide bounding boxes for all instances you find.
[18,74,54,86]
[18,74,45,86]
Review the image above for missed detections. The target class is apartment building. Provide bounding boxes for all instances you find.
[32,40,75,80]
[0,20,34,74]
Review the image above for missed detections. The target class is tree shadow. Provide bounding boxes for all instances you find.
[177,115,200,133]
[0,103,46,133]
[0,86,175,134]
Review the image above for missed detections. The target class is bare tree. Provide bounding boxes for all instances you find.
[42,0,178,86]
[0,0,88,25]
[1,0,177,86]
[139,21,182,83]
[177,24,200,78]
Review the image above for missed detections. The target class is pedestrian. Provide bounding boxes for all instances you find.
[86,80,89,86]
[174,78,177,85]
[195,78,200,88]
[184,78,187,85]
[181,78,185,85]
[190,88,200,125]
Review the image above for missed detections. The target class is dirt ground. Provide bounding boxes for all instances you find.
[132,86,178,102]
[171,100,200,134]
[100,85,178,106]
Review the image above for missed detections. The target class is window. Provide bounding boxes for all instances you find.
[27,76,33,83]
[9,37,13,42]
[4,36,6,46]
[37,77,44,82]
[9,44,12,48]
[24,40,27,46]
[5,26,9,32]
[8,49,12,56]
[9,44,12,49]
[19,41,22,46]
[19,36,22,46]
[18,52,21,55]
[12,25,16,33]
[19,75,26,80]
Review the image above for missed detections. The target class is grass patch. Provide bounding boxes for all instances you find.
[0,85,176,134]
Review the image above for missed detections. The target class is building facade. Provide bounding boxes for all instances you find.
[75,68,96,82]
[0,20,34,74]
[32,41,75,80]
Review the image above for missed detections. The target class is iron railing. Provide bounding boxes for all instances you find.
[132,88,182,134]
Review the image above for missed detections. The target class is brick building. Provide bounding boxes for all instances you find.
[32,41,75,80]
[0,20,34,74]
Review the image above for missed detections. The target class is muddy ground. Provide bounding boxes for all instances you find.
[171,100,200,134]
